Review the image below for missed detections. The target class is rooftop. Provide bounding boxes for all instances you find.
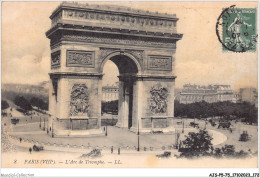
[51,1,177,20]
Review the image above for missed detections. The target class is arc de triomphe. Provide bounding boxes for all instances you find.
[46,2,183,137]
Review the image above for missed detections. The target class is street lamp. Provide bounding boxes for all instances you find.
[39,117,41,128]
[137,119,140,152]
[43,118,45,131]
[105,119,108,136]
[182,119,184,133]
[52,118,54,138]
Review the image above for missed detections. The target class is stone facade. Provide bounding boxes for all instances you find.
[46,2,182,136]
[102,83,119,102]
[180,84,234,104]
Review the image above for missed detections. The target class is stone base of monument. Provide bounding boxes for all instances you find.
[52,129,104,138]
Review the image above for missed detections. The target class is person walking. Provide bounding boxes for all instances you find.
[111,146,113,154]
[19,138,22,143]
[118,147,120,155]
[29,147,32,154]
[229,128,233,133]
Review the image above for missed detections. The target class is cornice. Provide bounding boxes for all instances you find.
[50,2,178,21]
[46,23,183,41]
[49,72,104,79]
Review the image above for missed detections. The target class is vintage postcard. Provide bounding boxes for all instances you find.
[1,0,259,176]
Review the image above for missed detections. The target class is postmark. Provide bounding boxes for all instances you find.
[216,5,257,52]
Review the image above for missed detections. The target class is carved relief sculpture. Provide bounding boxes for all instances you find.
[63,35,176,49]
[61,8,177,32]
[148,55,172,71]
[150,86,168,113]
[70,84,89,116]
[100,48,143,64]
[99,48,119,59]
[67,50,95,67]
[51,51,61,68]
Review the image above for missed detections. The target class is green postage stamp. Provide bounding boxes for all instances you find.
[216,6,257,52]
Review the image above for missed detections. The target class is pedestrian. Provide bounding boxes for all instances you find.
[229,128,232,133]
[111,146,113,154]
[210,145,214,153]
[19,138,22,143]
[118,147,120,155]
[29,147,32,154]
[178,142,182,150]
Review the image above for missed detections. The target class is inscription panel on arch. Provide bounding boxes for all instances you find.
[66,50,95,68]
[147,55,172,71]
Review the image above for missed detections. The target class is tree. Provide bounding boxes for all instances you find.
[1,100,9,110]
[102,100,118,114]
[180,130,213,157]
[30,97,48,110]
[14,96,32,111]
[174,100,258,124]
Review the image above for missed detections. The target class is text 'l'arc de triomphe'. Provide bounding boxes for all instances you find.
[46,2,183,137]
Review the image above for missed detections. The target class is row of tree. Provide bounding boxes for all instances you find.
[1,100,9,110]
[174,100,258,123]
[13,96,48,112]
[102,100,118,114]
[14,96,32,111]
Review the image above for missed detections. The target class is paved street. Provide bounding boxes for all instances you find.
[1,108,258,169]
[2,108,258,153]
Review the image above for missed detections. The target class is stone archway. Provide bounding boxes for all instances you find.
[100,51,140,130]
[46,2,183,137]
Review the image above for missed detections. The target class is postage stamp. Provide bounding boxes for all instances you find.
[216,5,257,52]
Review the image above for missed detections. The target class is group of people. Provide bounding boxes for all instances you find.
[111,146,120,155]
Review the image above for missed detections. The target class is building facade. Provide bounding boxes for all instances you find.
[102,83,119,102]
[180,84,234,104]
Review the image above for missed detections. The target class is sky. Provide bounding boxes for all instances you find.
[1,1,258,91]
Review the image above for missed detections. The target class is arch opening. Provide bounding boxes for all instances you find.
[102,54,139,129]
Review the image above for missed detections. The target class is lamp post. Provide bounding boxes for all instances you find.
[182,119,184,133]
[137,119,140,152]
[174,131,176,148]
[105,119,108,136]
[52,118,54,138]
[43,118,45,131]
[39,117,41,128]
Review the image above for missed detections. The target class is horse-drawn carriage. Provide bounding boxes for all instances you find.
[218,121,231,129]
[190,122,199,128]
[11,118,20,125]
